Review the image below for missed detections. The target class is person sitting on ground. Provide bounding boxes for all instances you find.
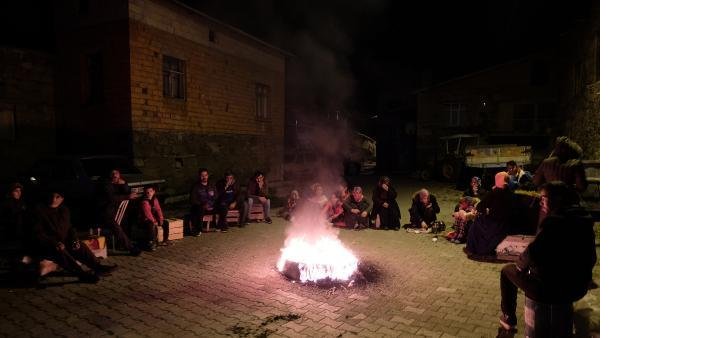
[337,182,350,203]
[463,176,486,198]
[466,172,518,255]
[448,196,478,244]
[139,186,170,251]
[306,183,328,210]
[506,161,534,191]
[407,189,440,231]
[247,171,272,224]
[31,189,116,283]
[0,183,28,247]
[323,192,345,227]
[95,169,140,256]
[370,176,401,230]
[342,186,371,230]
[498,181,597,331]
[190,168,217,237]
[215,172,248,229]
[279,190,300,221]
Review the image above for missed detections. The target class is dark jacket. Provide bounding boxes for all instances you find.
[95,180,131,218]
[343,196,371,214]
[215,179,242,206]
[0,197,27,243]
[463,186,486,199]
[33,204,77,250]
[371,185,401,219]
[517,206,597,302]
[247,179,268,198]
[190,182,216,210]
[409,193,440,226]
[466,188,519,255]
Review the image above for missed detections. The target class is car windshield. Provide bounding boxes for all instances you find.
[81,157,142,177]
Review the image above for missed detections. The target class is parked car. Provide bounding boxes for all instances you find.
[18,155,165,229]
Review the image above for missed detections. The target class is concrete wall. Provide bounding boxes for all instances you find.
[0,48,56,178]
[128,0,286,195]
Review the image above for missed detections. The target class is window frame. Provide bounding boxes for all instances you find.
[162,55,186,100]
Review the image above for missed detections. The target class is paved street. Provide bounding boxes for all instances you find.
[0,179,599,337]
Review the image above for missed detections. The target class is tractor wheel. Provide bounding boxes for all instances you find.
[441,162,456,181]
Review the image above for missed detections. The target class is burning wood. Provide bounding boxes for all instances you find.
[276,235,358,283]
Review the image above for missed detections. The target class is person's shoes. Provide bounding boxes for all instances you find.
[129,247,142,257]
[158,240,173,246]
[94,264,118,275]
[499,313,517,331]
[194,231,202,237]
[264,217,273,224]
[221,228,229,233]
[146,242,156,252]
[78,271,100,284]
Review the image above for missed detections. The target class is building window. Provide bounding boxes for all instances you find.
[0,109,15,141]
[447,103,466,126]
[255,84,270,119]
[209,29,216,43]
[163,55,186,99]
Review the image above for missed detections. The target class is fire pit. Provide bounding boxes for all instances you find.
[276,236,359,283]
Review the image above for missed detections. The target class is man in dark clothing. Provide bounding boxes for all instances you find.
[370,176,401,230]
[498,181,597,331]
[342,186,371,229]
[95,169,140,256]
[215,172,248,230]
[33,191,117,283]
[532,136,588,193]
[408,189,440,229]
[190,168,217,236]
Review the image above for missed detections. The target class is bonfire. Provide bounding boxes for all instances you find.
[276,206,359,283]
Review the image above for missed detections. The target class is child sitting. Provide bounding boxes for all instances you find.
[324,193,345,227]
[279,190,300,221]
[448,197,478,243]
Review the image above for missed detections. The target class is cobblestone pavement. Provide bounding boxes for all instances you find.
[0,179,600,337]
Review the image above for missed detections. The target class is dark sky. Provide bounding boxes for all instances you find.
[182,0,597,115]
[0,0,597,115]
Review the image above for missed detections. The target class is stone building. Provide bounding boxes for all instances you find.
[414,53,558,167]
[557,5,600,160]
[52,0,289,195]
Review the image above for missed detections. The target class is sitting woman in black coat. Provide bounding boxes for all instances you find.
[466,172,519,255]
[407,189,440,230]
[370,176,401,230]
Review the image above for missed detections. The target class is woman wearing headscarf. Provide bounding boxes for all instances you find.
[463,176,486,199]
[370,176,401,230]
[466,172,519,255]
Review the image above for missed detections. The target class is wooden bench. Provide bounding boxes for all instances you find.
[248,203,264,222]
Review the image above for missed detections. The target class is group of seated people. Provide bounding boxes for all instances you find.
[188,168,273,237]
[0,167,276,284]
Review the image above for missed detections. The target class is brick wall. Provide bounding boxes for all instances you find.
[128,0,286,195]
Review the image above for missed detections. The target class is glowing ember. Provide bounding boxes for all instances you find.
[276,235,359,283]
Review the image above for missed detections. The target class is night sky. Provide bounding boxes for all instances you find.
[182,0,597,116]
